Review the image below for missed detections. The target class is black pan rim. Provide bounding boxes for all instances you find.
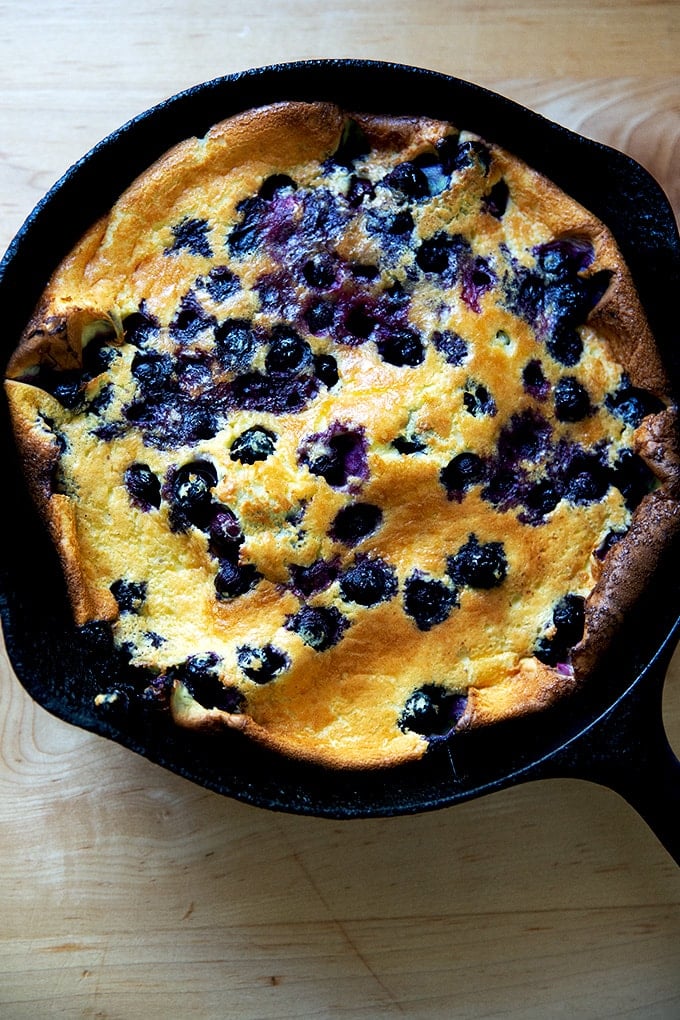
[1,59,679,819]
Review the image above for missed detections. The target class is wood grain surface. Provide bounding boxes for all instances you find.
[1,2,679,1017]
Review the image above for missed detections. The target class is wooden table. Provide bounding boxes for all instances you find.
[1,3,679,1017]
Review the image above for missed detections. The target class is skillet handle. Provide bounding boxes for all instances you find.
[538,638,680,865]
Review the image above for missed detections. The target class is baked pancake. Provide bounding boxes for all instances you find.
[5,102,679,767]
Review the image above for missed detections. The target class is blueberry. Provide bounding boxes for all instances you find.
[546,325,583,367]
[339,557,397,606]
[305,300,335,333]
[605,384,665,428]
[432,330,468,366]
[258,174,296,199]
[125,462,161,510]
[110,578,147,614]
[392,434,426,454]
[176,653,245,712]
[344,305,376,340]
[300,427,368,488]
[287,605,348,651]
[463,384,496,417]
[167,216,213,258]
[522,359,548,397]
[289,559,339,597]
[170,293,214,342]
[330,118,371,168]
[523,479,561,517]
[314,353,339,388]
[207,506,244,558]
[377,328,425,367]
[122,309,160,347]
[169,460,218,531]
[412,151,450,195]
[497,410,552,464]
[214,318,258,371]
[610,449,656,510]
[383,161,430,200]
[36,367,84,409]
[82,336,118,377]
[383,210,415,235]
[265,327,312,375]
[302,255,336,289]
[416,232,459,274]
[561,452,610,504]
[350,262,380,280]
[595,528,627,560]
[448,534,507,589]
[510,270,544,324]
[535,238,594,279]
[331,502,383,545]
[347,174,375,207]
[201,265,240,302]
[237,644,289,683]
[450,139,491,173]
[546,270,611,329]
[434,133,461,173]
[554,377,591,422]
[403,573,458,630]
[131,351,174,393]
[440,452,486,498]
[399,684,467,737]
[230,426,277,464]
[552,594,586,647]
[482,178,509,217]
[214,560,261,599]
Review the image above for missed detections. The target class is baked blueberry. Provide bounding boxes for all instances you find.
[207,506,244,558]
[522,359,549,399]
[237,643,289,683]
[561,451,610,504]
[214,318,258,371]
[82,335,119,377]
[314,353,339,388]
[258,174,297,199]
[346,174,375,207]
[546,325,583,366]
[170,293,215,342]
[432,330,468,366]
[122,308,160,347]
[230,426,277,464]
[305,299,335,333]
[131,351,174,393]
[299,427,368,488]
[383,161,430,200]
[110,579,147,614]
[497,411,552,464]
[392,433,426,454]
[377,328,425,367]
[554,376,591,422]
[201,265,240,302]
[482,178,509,218]
[605,383,665,428]
[169,460,218,530]
[339,557,398,606]
[403,573,458,630]
[399,685,467,737]
[287,605,348,651]
[463,383,496,417]
[610,449,656,510]
[552,594,586,648]
[535,237,594,279]
[522,479,561,518]
[265,327,312,375]
[289,558,339,597]
[214,560,261,599]
[167,216,213,258]
[595,529,627,560]
[448,534,508,589]
[440,452,486,498]
[331,502,383,545]
[124,462,161,510]
[302,255,336,289]
[176,653,245,713]
[344,304,376,340]
[416,232,466,274]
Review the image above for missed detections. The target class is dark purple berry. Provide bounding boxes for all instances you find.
[214,560,261,599]
[522,359,548,397]
[131,351,174,393]
[451,139,491,173]
[523,479,561,517]
[208,506,244,558]
[289,559,339,597]
[176,653,245,713]
[605,384,665,428]
[463,383,496,417]
[258,174,296,199]
[122,309,159,347]
[546,325,583,367]
[230,426,277,464]
[314,353,339,388]
[331,502,383,545]
[170,293,214,342]
[82,335,118,377]
[440,452,486,498]
[286,605,348,651]
[595,529,627,560]
[403,573,457,631]
[214,318,258,371]
[265,327,312,375]
[535,237,594,279]
[350,262,380,279]
[237,643,289,683]
[432,331,468,366]
[305,299,335,333]
[383,161,430,200]
[497,411,552,463]
[416,232,458,274]
[554,376,591,422]
[377,328,425,367]
[610,449,656,510]
[392,434,426,454]
[302,255,336,289]
[169,460,218,530]
[167,217,213,258]
[562,452,609,504]
[201,265,239,302]
[110,579,147,614]
[448,534,507,589]
[339,557,397,606]
[552,594,586,647]
[399,685,467,737]
[299,427,368,488]
[482,178,509,217]
[125,462,161,510]
[344,304,376,340]
[347,175,375,206]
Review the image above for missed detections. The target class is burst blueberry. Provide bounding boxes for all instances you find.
[448,534,508,589]
[605,383,665,428]
[110,578,147,614]
[169,460,218,531]
[331,502,383,545]
[214,318,258,371]
[554,376,591,422]
[399,685,467,737]
[440,452,486,498]
[207,506,244,558]
[287,605,348,651]
[230,426,277,464]
[314,353,339,388]
[265,327,312,375]
[377,328,425,367]
[125,462,161,510]
[403,573,458,631]
[214,560,261,599]
[339,557,397,606]
[237,644,289,683]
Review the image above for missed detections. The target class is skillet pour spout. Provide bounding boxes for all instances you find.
[0,60,678,862]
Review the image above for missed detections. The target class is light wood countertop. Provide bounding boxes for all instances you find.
[1,2,679,1017]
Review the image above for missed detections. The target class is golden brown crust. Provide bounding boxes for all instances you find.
[5,100,678,768]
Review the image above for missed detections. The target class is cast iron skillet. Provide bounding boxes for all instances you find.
[1,60,679,861]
